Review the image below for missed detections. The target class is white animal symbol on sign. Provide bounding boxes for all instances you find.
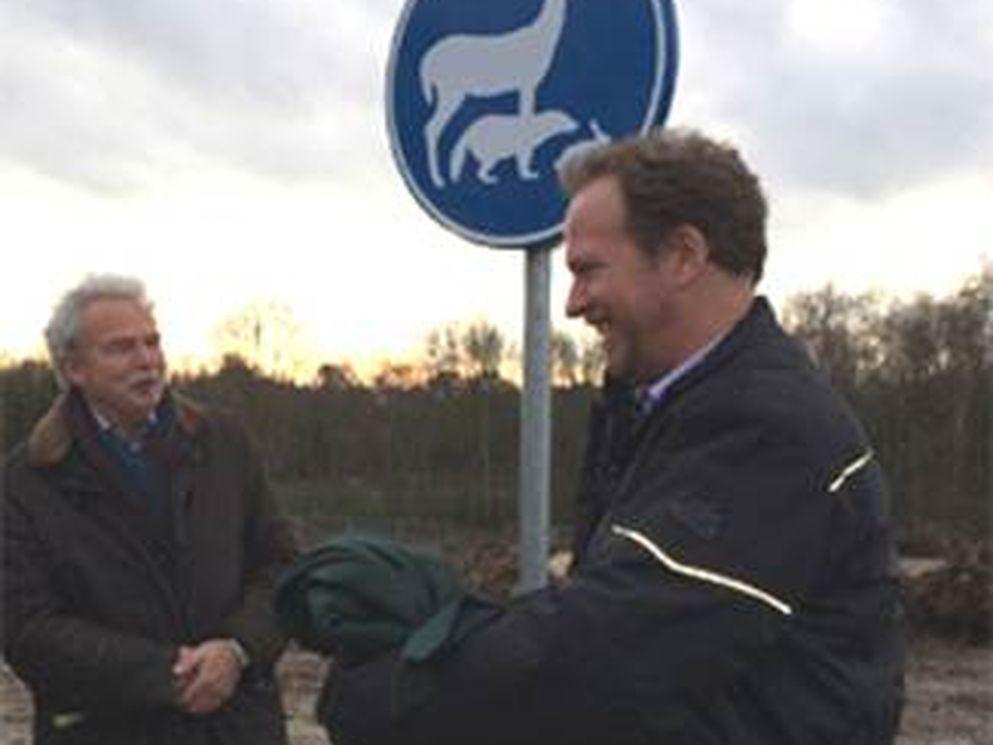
[419,0,570,188]
[388,0,679,246]
[449,110,581,184]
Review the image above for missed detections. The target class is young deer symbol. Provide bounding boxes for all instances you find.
[419,0,570,188]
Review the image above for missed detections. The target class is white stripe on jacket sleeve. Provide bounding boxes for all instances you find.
[611,525,794,616]
[828,449,874,494]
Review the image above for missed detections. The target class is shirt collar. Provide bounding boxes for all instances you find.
[88,402,159,450]
[637,331,727,415]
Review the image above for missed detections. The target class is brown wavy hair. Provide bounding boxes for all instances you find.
[560,128,768,282]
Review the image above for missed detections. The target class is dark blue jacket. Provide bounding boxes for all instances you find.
[325,298,905,745]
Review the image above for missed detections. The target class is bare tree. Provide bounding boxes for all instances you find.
[578,335,605,386]
[551,330,579,387]
[316,362,359,391]
[782,284,882,393]
[462,320,505,380]
[424,325,463,381]
[212,300,312,382]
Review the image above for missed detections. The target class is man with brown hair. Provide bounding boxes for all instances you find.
[322,129,905,745]
[2,274,299,745]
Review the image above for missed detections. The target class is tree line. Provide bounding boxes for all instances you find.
[2,270,990,549]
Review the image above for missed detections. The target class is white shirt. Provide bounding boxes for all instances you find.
[637,332,726,416]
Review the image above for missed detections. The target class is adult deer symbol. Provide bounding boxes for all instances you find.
[419,0,570,188]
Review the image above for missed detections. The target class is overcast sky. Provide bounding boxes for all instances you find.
[2,0,991,375]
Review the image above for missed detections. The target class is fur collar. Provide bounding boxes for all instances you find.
[27,390,204,468]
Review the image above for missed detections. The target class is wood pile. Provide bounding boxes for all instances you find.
[441,534,521,599]
[903,541,991,644]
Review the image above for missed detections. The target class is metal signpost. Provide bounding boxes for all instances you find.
[386,0,679,591]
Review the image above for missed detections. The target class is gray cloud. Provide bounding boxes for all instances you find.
[3,0,989,198]
[0,0,398,191]
[680,0,993,197]
[9,0,371,107]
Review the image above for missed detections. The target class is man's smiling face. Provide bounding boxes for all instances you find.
[564,175,680,383]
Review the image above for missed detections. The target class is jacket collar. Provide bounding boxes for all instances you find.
[657,295,777,405]
[27,388,205,468]
[597,296,779,420]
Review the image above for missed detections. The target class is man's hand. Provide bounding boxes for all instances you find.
[172,639,244,715]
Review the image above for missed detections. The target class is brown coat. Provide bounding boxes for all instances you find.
[2,390,300,745]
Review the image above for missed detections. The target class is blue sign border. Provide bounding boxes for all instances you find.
[386,0,680,248]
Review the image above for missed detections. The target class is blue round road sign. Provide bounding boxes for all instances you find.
[386,0,679,248]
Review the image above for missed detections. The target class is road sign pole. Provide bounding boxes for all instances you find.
[387,0,679,592]
[518,246,553,592]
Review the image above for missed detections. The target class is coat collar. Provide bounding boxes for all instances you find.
[27,388,205,468]
[598,296,778,416]
[653,295,778,407]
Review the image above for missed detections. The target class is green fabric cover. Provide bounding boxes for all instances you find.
[274,535,501,665]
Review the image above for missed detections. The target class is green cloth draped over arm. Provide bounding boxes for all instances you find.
[274,535,502,666]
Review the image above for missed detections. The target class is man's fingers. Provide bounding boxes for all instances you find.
[180,677,224,714]
[172,645,199,677]
[179,670,221,713]
[176,640,242,715]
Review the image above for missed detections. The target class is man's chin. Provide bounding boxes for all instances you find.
[130,387,165,412]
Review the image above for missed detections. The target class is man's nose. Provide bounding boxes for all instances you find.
[136,342,159,366]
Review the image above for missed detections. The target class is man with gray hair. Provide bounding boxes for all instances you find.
[2,274,299,745]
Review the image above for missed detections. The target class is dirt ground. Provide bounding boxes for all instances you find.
[2,635,989,745]
[897,635,992,745]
